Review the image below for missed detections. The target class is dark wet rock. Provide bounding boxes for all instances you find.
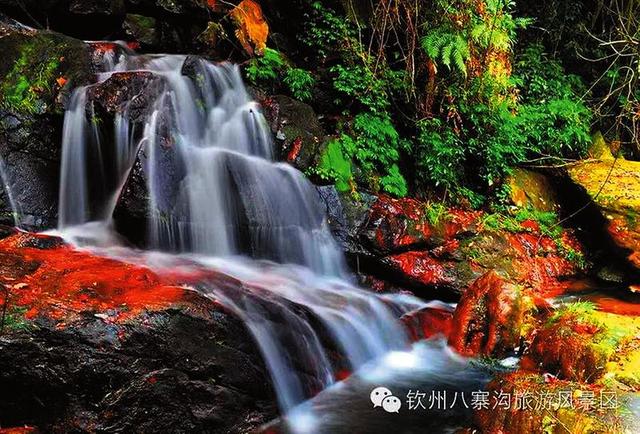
[123,13,157,46]
[317,188,377,257]
[448,271,534,357]
[0,21,93,230]
[14,232,66,249]
[87,70,162,121]
[0,0,215,52]
[0,309,275,433]
[74,70,165,222]
[261,94,327,172]
[69,0,126,16]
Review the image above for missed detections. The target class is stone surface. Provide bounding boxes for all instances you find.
[474,372,635,433]
[261,94,327,173]
[0,229,276,432]
[449,271,534,357]
[320,192,583,298]
[507,168,559,212]
[523,305,640,385]
[0,20,93,230]
[568,158,640,272]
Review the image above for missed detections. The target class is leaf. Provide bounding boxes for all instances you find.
[231,0,269,56]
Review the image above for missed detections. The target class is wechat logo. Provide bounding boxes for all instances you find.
[370,387,401,413]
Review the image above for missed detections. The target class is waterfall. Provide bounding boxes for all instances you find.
[58,52,346,277]
[57,48,431,418]
[0,156,21,227]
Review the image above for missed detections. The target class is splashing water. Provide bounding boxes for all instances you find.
[56,47,460,422]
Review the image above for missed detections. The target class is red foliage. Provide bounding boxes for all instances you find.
[386,251,455,287]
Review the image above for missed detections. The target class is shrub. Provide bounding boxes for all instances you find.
[283,68,315,102]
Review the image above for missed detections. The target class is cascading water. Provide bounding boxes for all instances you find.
[0,156,21,227]
[56,46,479,430]
[59,49,345,276]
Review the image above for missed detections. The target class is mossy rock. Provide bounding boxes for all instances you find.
[124,14,157,46]
[0,23,92,115]
[568,157,640,271]
[526,302,640,385]
[474,372,637,434]
[507,168,559,212]
[0,22,93,229]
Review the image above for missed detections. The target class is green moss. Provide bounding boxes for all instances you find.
[314,139,353,192]
[1,42,61,114]
[1,306,31,333]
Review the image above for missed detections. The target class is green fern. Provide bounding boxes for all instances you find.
[421,29,470,76]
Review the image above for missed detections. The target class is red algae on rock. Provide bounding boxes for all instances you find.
[401,305,454,342]
[449,271,534,357]
[0,231,189,323]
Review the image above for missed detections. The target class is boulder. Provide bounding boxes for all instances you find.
[568,157,640,272]
[523,303,640,385]
[474,372,634,434]
[449,271,534,357]
[123,13,157,47]
[321,192,583,298]
[0,0,216,53]
[507,168,559,212]
[0,229,276,432]
[0,21,93,229]
[261,94,327,173]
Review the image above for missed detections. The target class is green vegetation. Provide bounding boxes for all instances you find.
[283,68,315,102]
[481,206,586,267]
[314,140,353,193]
[241,0,637,207]
[1,43,61,114]
[0,306,31,333]
[547,302,629,360]
[246,48,316,102]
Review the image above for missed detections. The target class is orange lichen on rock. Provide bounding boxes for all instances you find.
[231,0,269,55]
[0,231,190,323]
[449,271,534,357]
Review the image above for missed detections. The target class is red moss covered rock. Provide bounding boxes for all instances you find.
[401,304,454,342]
[449,271,534,357]
[0,230,214,323]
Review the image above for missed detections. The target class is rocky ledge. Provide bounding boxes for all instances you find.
[0,228,276,433]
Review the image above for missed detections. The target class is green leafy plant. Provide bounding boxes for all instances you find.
[422,29,471,76]
[283,68,315,101]
[314,139,353,193]
[245,47,285,83]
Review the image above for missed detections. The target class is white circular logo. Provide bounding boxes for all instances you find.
[370,387,401,412]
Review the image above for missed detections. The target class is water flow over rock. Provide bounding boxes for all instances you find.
[58,49,345,276]
[54,46,435,418]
